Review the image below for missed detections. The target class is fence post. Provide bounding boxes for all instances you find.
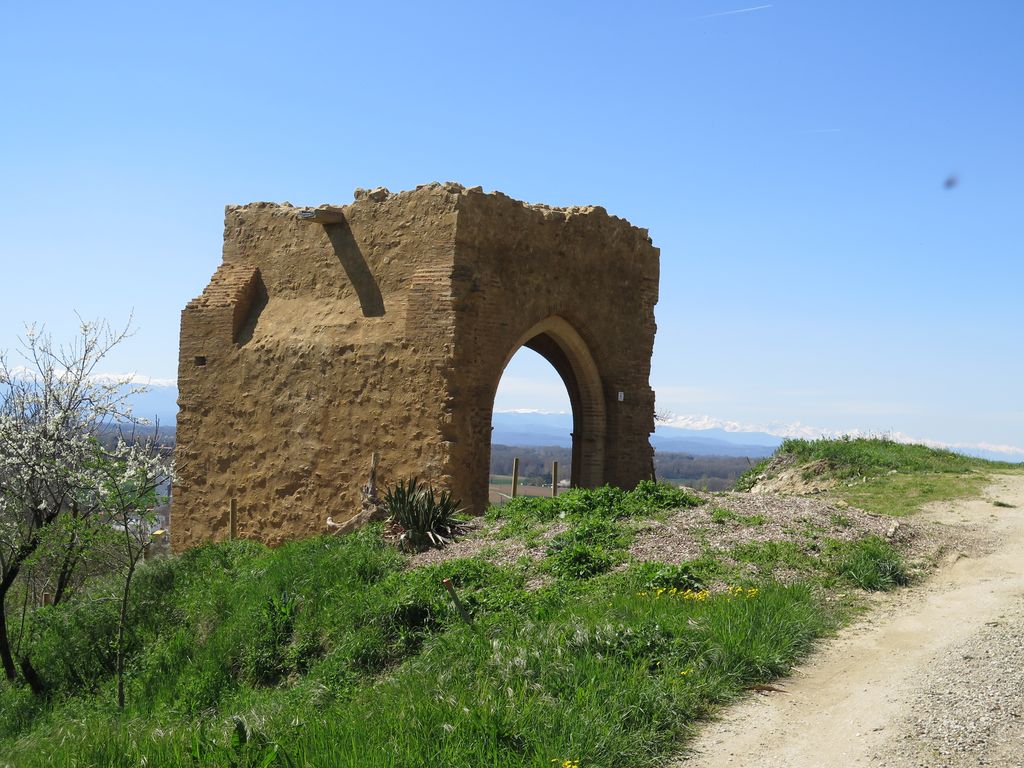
[551,461,559,497]
[442,578,474,626]
[229,498,237,540]
[511,458,520,499]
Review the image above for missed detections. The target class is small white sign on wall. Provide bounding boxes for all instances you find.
[617,391,625,402]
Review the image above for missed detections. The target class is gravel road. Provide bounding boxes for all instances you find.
[882,602,1024,767]
[674,473,1024,768]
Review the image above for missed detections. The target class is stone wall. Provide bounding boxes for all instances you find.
[174,182,659,550]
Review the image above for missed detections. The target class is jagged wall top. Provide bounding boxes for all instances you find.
[226,182,653,243]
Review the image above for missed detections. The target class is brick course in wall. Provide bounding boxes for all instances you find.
[173,182,660,550]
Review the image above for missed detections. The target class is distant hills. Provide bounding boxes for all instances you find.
[491,411,781,458]
[126,383,179,426]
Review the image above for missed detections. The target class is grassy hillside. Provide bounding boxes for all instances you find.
[737,437,1022,516]
[0,479,918,768]
[745,438,1024,518]
[752,436,1003,478]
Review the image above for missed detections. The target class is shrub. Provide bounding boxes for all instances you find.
[547,517,630,553]
[623,480,703,515]
[545,543,616,579]
[384,478,466,552]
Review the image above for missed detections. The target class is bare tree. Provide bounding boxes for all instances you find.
[0,319,146,691]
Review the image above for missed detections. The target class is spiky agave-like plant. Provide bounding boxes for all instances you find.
[384,478,466,552]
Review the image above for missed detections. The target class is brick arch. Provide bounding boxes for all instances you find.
[492,315,606,490]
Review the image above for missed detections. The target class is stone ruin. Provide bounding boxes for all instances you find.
[173,182,660,550]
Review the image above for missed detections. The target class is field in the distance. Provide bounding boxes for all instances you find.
[488,476,561,504]
[491,445,755,495]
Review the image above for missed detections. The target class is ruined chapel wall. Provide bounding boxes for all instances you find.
[175,183,660,549]
[174,189,461,550]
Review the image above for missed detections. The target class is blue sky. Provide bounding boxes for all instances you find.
[1,2,1022,455]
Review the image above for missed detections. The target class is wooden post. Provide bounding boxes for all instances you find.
[551,460,559,497]
[229,498,237,540]
[442,578,474,626]
[368,452,379,497]
[511,458,520,499]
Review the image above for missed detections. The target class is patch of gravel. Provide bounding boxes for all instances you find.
[878,600,1024,767]
[630,490,898,564]
[406,517,544,570]
[405,489,969,584]
[900,517,999,572]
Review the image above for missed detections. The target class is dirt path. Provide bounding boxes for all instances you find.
[675,473,1024,768]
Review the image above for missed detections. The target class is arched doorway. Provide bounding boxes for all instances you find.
[488,316,607,498]
[490,346,571,503]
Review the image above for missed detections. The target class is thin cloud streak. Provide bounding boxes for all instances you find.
[695,4,773,20]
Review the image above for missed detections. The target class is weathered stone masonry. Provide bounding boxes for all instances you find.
[174,182,660,551]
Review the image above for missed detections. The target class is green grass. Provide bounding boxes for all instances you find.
[730,540,815,575]
[825,536,909,591]
[835,471,991,517]
[487,481,702,528]
[1,561,832,767]
[0,481,912,767]
[709,507,766,526]
[728,536,908,591]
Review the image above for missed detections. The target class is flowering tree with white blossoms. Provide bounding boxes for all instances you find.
[94,435,172,709]
[0,319,172,695]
